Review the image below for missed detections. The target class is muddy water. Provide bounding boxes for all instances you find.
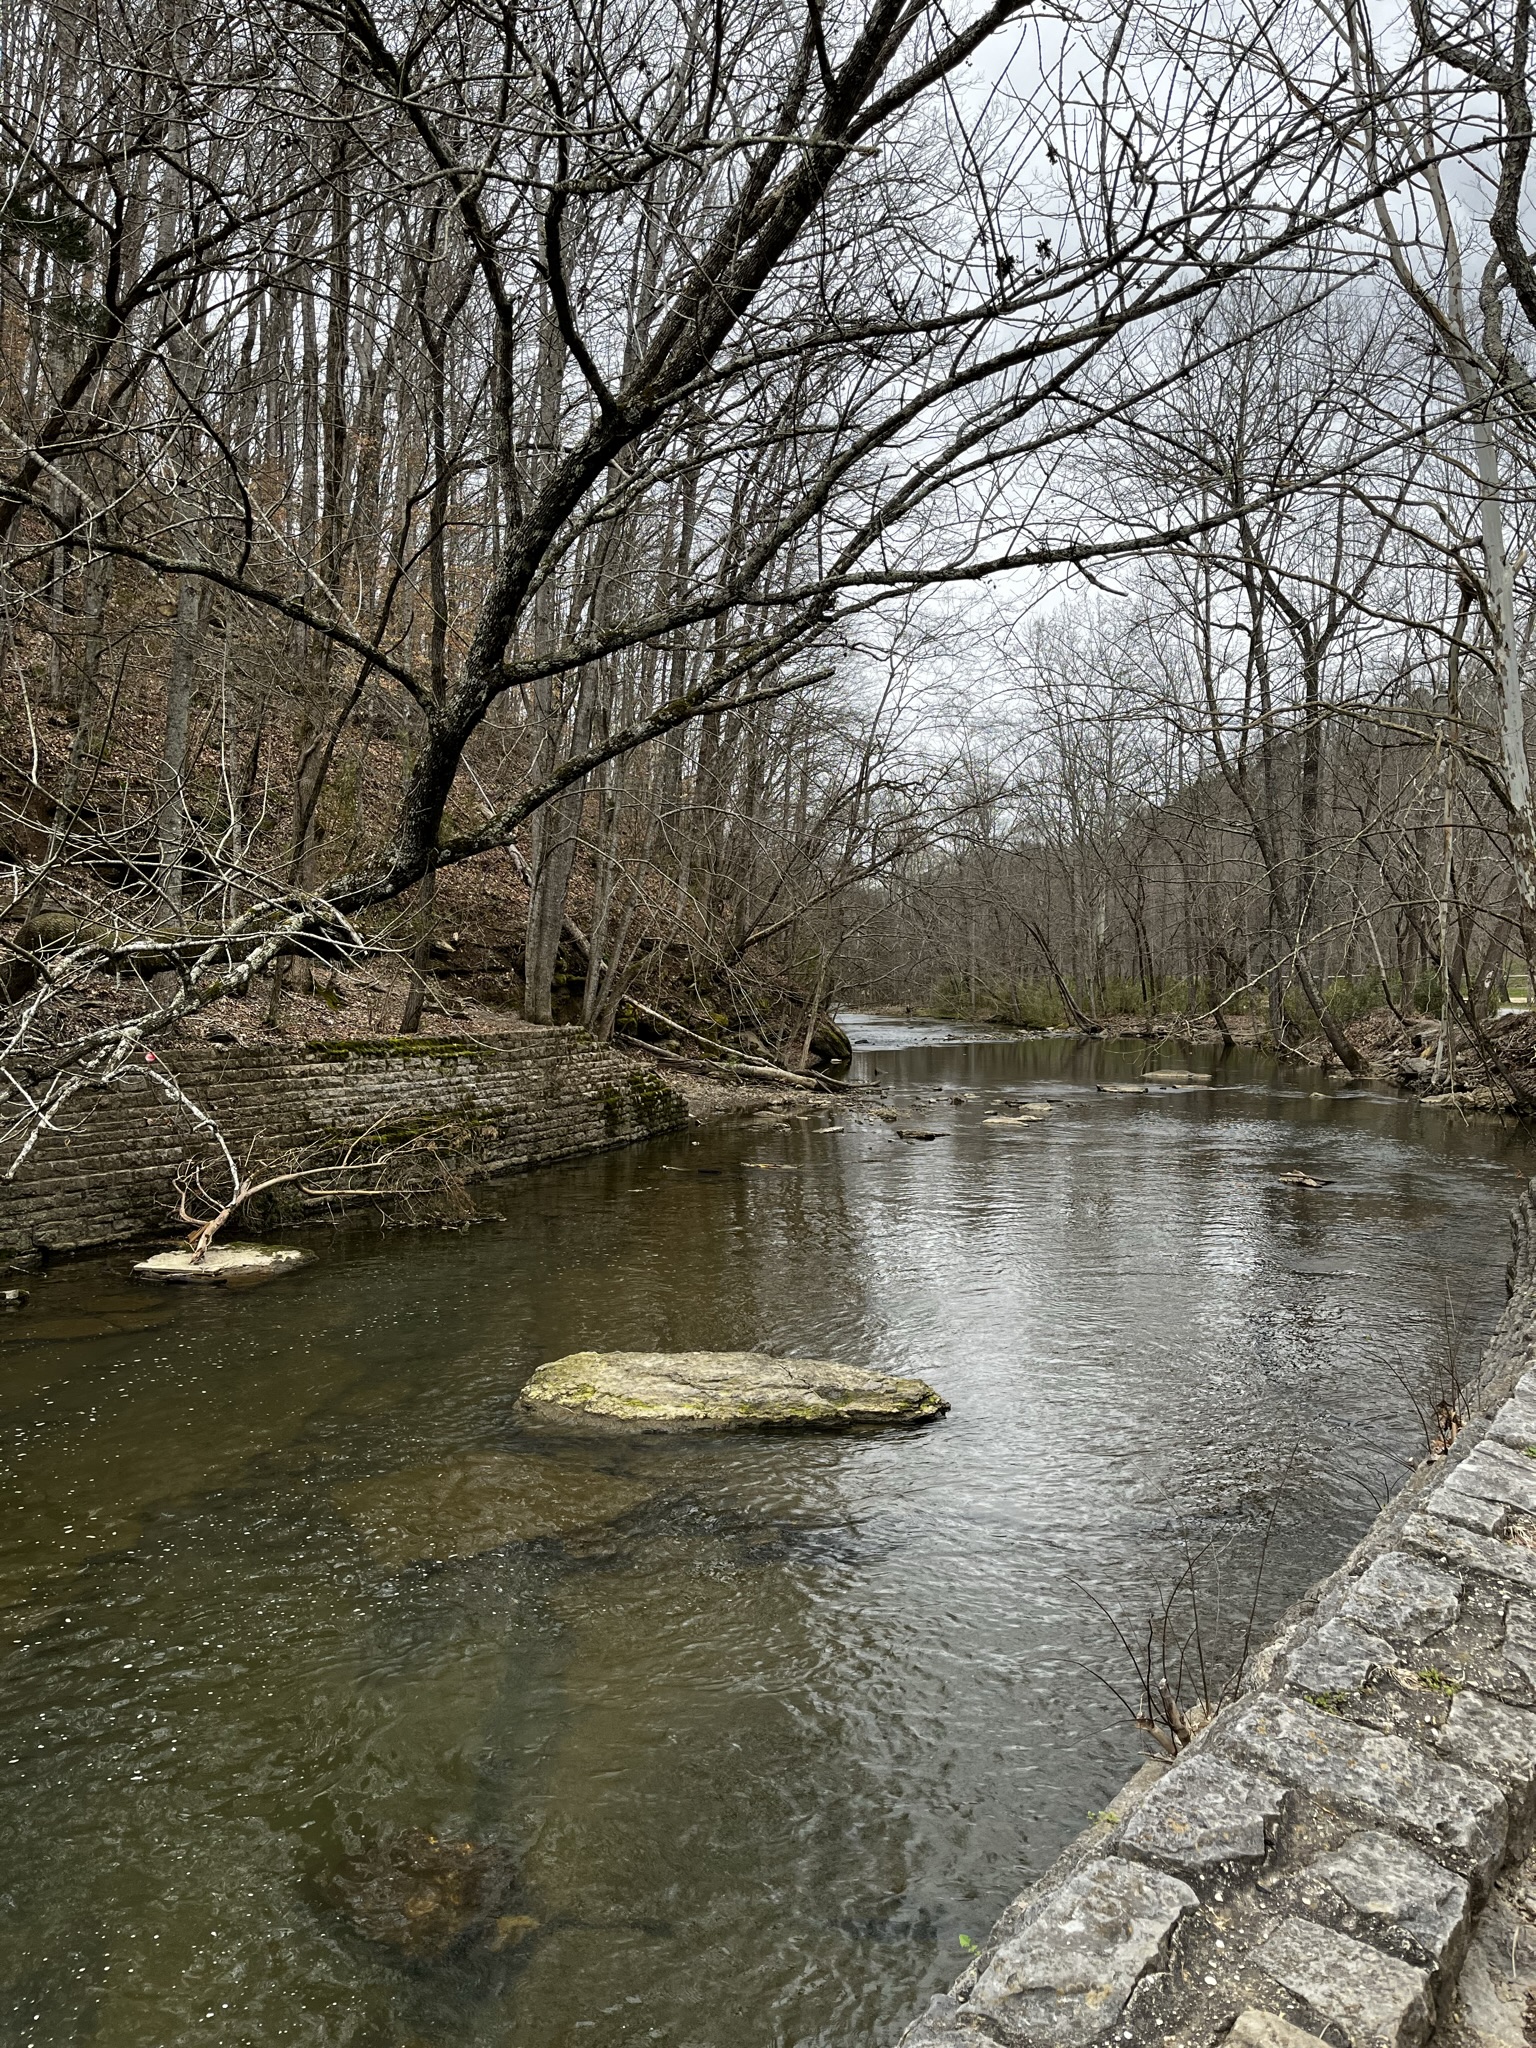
[1,1025,1530,2048]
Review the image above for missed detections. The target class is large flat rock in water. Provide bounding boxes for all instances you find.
[515,1350,948,1432]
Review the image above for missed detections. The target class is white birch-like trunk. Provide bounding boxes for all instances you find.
[1472,414,1536,910]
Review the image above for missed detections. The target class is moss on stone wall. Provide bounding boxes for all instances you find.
[305,1036,490,1062]
[625,1068,687,1133]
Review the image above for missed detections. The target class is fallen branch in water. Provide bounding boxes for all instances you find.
[171,1110,463,1258]
[617,1035,835,1092]
[619,1005,853,1090]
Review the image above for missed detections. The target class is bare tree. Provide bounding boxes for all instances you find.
[0,0,1460,1163]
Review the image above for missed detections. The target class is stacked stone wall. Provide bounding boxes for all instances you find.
[899,1186,1536,2048]
[0,1029,688,1258]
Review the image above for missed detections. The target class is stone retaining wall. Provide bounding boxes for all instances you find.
[899,1184,1536,2048]
[0,1029,689,1258]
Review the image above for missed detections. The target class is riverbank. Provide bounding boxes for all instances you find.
[0,1022,863,1265]
[39,911,852,1076]
[867,1001,1536,1114]
[1084,1007,1532,1112]
[898,1180,1536,2048]
[0,1028,692,1262]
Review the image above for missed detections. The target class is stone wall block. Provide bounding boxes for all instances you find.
[1501,1599,1536,1696]
[1440,1692,1536,1848]
[1434,1487,1513,1538]
[1403,1516,1536,1601]
[1340,1555,1463,1648]
[1437,1443,1536,1536]
[1227,2010,1335,2048]
[1119,1755,1285,1875]
[1284,1619,1397,1698]
[1248,1916,1432,2048]
[1487,1389,1536,1451]
[1213,1698,1507,1882]
[964,1858,1196,2048]
[1291,1831,1471,1976]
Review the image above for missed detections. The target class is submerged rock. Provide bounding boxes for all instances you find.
[515,1350,948,1432]
[131,1243,311,1284]
[0,1313,117,1342]
[321,1828,526,1960]
[333,1452,653,1565]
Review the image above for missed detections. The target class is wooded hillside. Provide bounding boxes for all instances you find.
[5,0,1536,1153]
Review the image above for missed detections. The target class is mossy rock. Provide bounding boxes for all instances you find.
[809,1014,854,1064]
[514,1350,949,1433]
[332,1452,654,1565]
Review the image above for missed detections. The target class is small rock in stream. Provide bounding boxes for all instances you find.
[131,1243,312,1284]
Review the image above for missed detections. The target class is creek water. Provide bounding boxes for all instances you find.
[2,1024,1532,2048]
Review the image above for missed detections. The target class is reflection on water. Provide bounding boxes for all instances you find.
[1,1027,1531,2046]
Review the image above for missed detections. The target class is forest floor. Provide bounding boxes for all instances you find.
[83,929,839,1088]
[149,954,534,1050]
[10,774,845,1077]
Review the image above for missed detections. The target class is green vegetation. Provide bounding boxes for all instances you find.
[1416,1666,1463,1695]
[599,1070,685,1138]
[305,1037,489,1061]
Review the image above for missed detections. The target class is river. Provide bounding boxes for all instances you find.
[1,1022,1531,2047]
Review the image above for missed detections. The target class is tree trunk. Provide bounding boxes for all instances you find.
[399,871,437,1034]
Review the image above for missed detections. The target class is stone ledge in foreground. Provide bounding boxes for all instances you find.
[894,1182,1536,2048]
[514,1349,949,1431]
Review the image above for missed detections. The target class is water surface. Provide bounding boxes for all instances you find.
[1,1026,1529,2046]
